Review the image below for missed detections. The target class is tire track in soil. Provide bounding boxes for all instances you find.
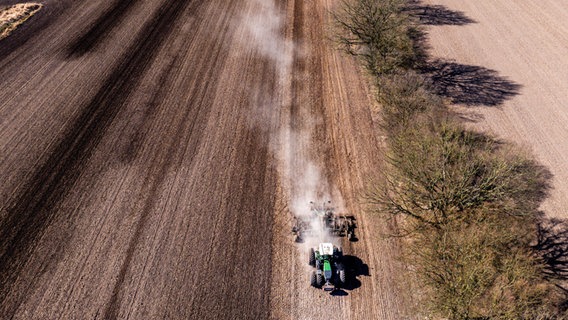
[0,0,197,311]
[290,0,305,132]
[101,66,185,320]
[177,9,281,315]
[102,3,239,316]
[273,0,353,318]
[1,0,278,317]
[67,0,141,57]
[270,0,413,318]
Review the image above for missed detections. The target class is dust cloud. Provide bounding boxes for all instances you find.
[239,0,344,245]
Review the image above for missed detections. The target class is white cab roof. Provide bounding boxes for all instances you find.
[319,243,334,255]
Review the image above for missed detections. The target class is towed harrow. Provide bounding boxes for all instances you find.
[291,201,357,243]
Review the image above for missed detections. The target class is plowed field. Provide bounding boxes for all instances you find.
[0,0,409,318]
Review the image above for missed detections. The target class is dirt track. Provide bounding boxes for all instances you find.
[421,0,568,219]
[268,0,408,319]
[0,0,409,319]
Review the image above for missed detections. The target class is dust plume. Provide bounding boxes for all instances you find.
[239,0,344,245]
[240,0,294,83]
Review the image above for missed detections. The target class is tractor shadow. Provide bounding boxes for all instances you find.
[421,59,522,107]
[405,1,477,26]
[338,255,369,293]
[341,215,359,242]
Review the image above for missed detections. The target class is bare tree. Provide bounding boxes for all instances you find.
[334,0,415,76]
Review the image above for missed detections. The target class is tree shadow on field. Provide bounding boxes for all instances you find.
[535,218,568,286]
[421,59,522,107]
[339,255,370,292]
[401,2,519,108]
[405,1,477,26]
[407,23,430,68]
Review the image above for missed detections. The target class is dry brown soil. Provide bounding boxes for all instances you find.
[268,0,410,319]
[0,0,410,319]
[421,0,568,219]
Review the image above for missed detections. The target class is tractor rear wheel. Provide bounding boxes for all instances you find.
[310,271,318,287]
[316,273,324,287]
[309,248,315,266]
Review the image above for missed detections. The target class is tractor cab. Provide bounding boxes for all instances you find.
[319,243,334,256]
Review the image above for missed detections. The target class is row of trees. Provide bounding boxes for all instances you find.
[335,0,566,318]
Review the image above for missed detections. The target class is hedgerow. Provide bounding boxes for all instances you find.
[335,0,567,318]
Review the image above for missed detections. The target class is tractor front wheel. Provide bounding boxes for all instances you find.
[309,248,315,266]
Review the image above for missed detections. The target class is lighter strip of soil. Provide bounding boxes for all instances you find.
[422,0,568,219]
[0,3,42,40]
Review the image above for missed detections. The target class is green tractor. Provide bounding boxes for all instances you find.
[309,243,346,291]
